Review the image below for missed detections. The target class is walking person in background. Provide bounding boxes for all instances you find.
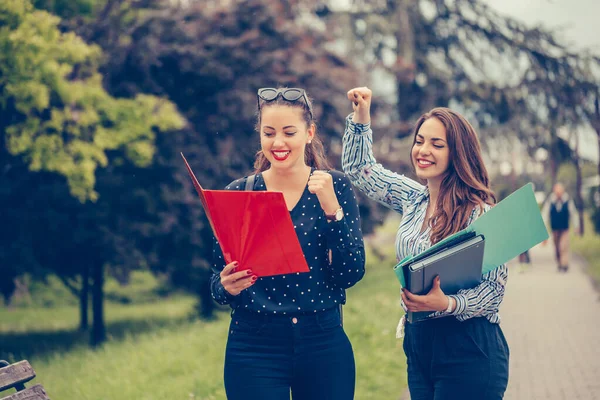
[342,86,509,400]
[517,249,532,274]
[542,182,579,272]
[211,87,365,400]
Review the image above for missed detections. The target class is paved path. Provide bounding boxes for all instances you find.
[401,243,600,399]
[501,244,600,400]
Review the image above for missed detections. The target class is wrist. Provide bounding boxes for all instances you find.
[444,296,455,313]
[352,112,371,125]
[221,284,236,298]
[323,204,341,215]
[325,205,344,222]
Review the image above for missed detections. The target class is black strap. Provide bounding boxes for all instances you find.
[245,174,256,191]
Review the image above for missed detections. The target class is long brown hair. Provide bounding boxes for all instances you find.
[411,108,497,244]
[253,89,332,173]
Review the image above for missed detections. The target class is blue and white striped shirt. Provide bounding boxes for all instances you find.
[342,114,508,324]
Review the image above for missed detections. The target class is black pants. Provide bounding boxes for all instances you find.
[224,307,355,400]
[403,316,509,400]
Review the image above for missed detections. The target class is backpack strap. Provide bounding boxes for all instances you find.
[245,174,256,191]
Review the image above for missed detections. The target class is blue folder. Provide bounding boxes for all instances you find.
[405,234,486,322]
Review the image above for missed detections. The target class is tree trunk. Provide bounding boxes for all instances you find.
[593,94,600,205]
[0,276,16,307]
[510,151,518,191]
[79,267,90,331]
[572,130,585,236]
[549,126,559,185]
[2,290,12,307]
[395,0,419,129]
[198,277,216,319]
[590,94,600,234]
[549,156,558,187]
[91,262,106,347]
[597,130,600,202]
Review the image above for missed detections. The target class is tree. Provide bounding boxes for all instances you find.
[582,89,600,233]
[0,0,184,202]
[0,0,184,346]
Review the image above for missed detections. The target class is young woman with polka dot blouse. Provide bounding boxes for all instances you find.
[210,88,366,400]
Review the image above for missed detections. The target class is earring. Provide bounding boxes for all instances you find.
[308,140,312,144]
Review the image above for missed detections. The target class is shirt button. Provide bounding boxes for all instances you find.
[292,317,298,324]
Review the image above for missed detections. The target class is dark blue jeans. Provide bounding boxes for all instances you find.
[403,316,509,400]
[224,307,355,400]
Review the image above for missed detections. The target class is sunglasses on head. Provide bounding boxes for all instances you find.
[257,88,313,119]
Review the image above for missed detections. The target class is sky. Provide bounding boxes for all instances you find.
[484,0,599,163]
[484,0,599,53]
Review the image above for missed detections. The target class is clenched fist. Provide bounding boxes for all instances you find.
[347,87,372,124]
[308,170,340,217]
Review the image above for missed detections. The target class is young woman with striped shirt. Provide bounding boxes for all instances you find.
[342,87,509,400]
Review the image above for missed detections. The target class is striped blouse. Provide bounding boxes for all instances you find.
[341,114,508,324]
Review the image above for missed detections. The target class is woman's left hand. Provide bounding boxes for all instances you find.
[402,276,450,312]
[308,170,340,216]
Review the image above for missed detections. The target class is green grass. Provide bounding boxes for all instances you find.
[0,296,197,362]
[26,315,232,400]
[346,258,406,398]
[6,270,172,308]
[0,218,406,399]
[572,214,600,287]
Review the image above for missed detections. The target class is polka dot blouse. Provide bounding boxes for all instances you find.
[210,169,366,314]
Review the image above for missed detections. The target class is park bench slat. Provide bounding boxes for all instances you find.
[0,361,35,392]
[0,384,49,400]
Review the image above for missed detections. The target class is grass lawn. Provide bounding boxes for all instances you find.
[571,214,600,288]
[0,218,406,399]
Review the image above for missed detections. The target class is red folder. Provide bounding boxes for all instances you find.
[181,153,310,277]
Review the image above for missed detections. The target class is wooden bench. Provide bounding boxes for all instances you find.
[0,360,49,400]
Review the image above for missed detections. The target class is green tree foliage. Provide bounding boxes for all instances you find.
[0,0,184,345]
[0,0,184,202]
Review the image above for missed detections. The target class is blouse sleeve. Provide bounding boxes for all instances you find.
[210,237,236,305]
[342,114,425,214]
[324,172,366,289]
[447,265,508,321]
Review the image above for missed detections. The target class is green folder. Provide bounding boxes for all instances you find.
[393,183,549,287]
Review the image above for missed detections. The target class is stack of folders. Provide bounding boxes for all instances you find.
[395,183,550,323]
[403,233,485,323]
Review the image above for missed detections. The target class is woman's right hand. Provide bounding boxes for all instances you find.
[347,87,372,124]
[220,261,257,296]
